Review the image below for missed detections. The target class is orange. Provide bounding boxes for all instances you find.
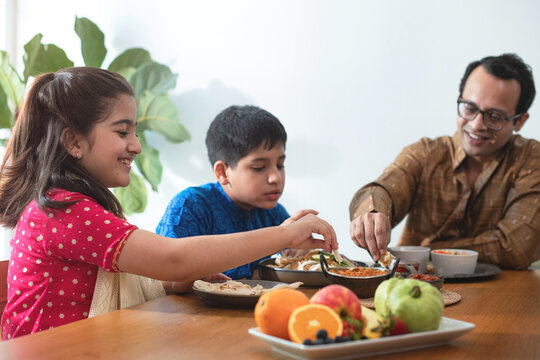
[288,303,343,344]
[254,288,310,339]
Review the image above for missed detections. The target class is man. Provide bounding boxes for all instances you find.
[349,53,540,270]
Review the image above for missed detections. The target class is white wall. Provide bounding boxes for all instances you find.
[3,0,540,262]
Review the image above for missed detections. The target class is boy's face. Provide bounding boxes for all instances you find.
[220,143,286,211]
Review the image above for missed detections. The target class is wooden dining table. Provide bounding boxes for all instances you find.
[0,267,538,360]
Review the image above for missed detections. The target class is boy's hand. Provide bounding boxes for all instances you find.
[281,248,311,257]
[281,209,319,226]
[286,214,338,251]
[350,212,390,262]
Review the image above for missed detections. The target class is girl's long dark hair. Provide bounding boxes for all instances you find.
[0,67,135,228]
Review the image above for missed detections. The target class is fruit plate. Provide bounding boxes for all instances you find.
[258,258,329,286]
[192,280,286,307]
[248,317,475,360]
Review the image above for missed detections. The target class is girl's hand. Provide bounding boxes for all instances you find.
[285,214,338,251]
[163,273,231,294]
[281,209,319,226]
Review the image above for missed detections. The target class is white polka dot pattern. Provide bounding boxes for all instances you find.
[1,189,137,339]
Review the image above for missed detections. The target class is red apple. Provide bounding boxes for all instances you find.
[310,284,362,320]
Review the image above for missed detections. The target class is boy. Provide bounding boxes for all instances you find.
[156,105,314,279]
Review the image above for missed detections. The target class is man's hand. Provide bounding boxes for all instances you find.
[350,212,390,261]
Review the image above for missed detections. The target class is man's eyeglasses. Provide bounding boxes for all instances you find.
[457,99,522,131]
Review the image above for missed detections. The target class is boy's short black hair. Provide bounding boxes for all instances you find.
[206,105,287,167]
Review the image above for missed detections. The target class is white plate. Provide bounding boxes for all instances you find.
[248,317,474,360]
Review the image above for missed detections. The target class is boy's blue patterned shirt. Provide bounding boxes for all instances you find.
[156,182,290,279]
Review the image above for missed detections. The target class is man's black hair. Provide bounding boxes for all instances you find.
[459,53,536,115]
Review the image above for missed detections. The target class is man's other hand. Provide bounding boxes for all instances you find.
[350,212,390,262]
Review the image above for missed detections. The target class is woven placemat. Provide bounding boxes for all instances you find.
[359,289,461,309]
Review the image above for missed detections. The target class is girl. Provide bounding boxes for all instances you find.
[0,67,337,339]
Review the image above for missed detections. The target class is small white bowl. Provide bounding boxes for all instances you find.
[431,249,478,276]
[388,246,431,273]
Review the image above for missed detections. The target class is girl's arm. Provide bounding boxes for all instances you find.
[117,213,337,282]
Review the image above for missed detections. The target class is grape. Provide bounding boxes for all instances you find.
[335,336,351,343]
[316,329,328,339]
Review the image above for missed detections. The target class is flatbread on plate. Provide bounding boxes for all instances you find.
[193,280,303,296]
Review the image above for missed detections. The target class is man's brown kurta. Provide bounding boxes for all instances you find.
[350,133,540,269]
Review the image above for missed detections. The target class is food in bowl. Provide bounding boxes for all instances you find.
[388,246,430,273]
[329,267,388,277]
[431,249,478,276]
[396,263,420,275]
[323,267,391,298]
[258,251,356,286]
[258,259,329,286]
[407,273,443,289]
[320,256,399,298]
[432,249,468,255]
[270,250,353,271]
[408,273,440,281]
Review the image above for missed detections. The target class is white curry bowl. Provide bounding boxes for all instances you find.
[388,246,430,273]
[431,249,478,276]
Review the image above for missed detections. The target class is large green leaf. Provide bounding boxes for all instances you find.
[114,172,148,215]
[74,16,107,68]
[0,50,25,109]
[137,91,191,143]
[23,34,74,81]
[0,89,13,129]
[116,67,137,83]
[108,48,152,73]
[134,134,162,191]
[4,16,191,215]
[129,62,178,97]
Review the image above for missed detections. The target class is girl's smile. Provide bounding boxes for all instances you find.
[77,95,141,188]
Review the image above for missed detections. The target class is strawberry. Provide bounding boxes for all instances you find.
[387,316,409,336]
[342,317,363,340]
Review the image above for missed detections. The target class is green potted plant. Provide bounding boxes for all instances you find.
[0,17,190,214]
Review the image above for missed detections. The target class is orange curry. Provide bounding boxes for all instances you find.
[329,267,388,277]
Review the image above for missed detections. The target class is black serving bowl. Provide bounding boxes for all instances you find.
[320,256,400,298]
